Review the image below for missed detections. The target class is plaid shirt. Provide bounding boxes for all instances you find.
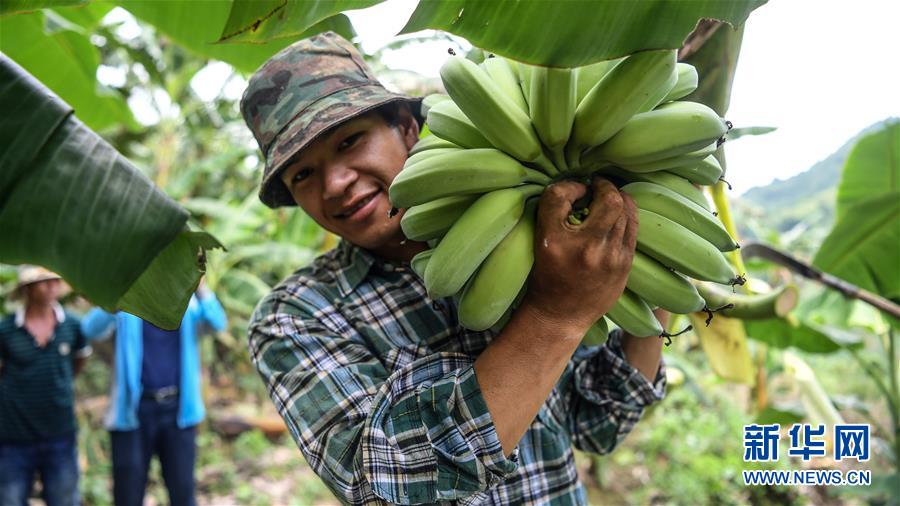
[248,240,666,505]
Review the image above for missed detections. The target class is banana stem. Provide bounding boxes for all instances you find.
[696,283,799,320]
[710,180,749,282]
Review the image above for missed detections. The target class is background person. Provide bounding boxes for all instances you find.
[241,32,668,504]
[0,266,91,506]
[80,284,226,506]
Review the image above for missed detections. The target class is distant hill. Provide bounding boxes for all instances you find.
[732,118,895,255]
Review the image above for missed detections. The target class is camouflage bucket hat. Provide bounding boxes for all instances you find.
[241,31,421,208]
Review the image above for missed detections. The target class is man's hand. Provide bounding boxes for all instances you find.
[474,176,640,455]
[520,177,638,336]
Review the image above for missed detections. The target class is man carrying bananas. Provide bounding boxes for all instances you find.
[241,32,668,505]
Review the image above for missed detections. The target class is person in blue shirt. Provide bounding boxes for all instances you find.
[81,284,226,506]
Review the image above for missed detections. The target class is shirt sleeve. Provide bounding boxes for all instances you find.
[548,329,666,455]
[70,315,93,358]
[80,308,116,341]
[248,299,517,505]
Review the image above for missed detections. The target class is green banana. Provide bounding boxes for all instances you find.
[528,66,577,153]
[623,181,738,251]
[400,194,480,241]
[607,141,717,173]
[667,154,723,186]
[606,288,663,337]
[440,56,543,162]
[424,185,542,298]
[636,63,679,114]
[581,317,610,346]
[403,147,461,168]
[410,249,433,278]
[594,101,728,166]
[662,63,699,103]
[482,56,529,113]
[421,93,451,117]
[575,59,621,104]
[570,50,677,149]
[636,208,737,284]
[426,100,493,150]
[390,148,550,208]
[626,251,706,314]
[596,167,711,211]
[458,201,536,330]
[409,135,458,157]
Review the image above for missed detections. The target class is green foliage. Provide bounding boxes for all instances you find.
[0,56,215,328]
[0,9,135,131]
[401,0,766,67]
[217,0,362,44]
[599,385,800,506]
[0,0,84,17]
[814,120,900,301]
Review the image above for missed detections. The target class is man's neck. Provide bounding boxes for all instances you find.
[370,238,428,263]
[25,301,57,322]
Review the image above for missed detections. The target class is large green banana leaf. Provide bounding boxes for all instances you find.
[0,0,83,16]
[400,0,766,67]
[0,9,135,132]
[813,121,900,302]
[117,0,355,74]
[0,56,220,329]
[744,317,862,354]
[217,0,375,44]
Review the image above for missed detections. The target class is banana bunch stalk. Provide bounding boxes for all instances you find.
[389,51,744,340]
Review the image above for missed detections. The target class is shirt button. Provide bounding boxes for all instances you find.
[432,300,444,311]
[383,263,395,272]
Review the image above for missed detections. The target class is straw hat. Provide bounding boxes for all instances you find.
[10,265,63,300]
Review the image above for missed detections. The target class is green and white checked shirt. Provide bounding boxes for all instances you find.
[248,240,666,505]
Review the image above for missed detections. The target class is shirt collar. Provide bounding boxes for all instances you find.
[334,239,377,297]
[15,302,65,328]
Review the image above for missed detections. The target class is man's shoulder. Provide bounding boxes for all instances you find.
[0,314,14,335]
[250,247,348,324]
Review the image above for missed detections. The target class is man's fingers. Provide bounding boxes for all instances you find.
[537,181,587,231]
[583,177,624,233]
[608,209,628,245]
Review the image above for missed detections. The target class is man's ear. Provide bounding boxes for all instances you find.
[397,105,420,151]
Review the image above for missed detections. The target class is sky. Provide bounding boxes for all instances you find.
[105,0,900,195]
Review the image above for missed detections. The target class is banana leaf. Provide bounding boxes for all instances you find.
[0,9,136,131]
[813,121,899,302]
[401,0,766,67]
[688,313,755,384]
[118,0,355,74]
[0,0,83,16]
[217,0,371,44]
[744,316,862,354]
[0,55,220,329]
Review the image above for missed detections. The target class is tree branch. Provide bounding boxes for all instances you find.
[740,242,900,319]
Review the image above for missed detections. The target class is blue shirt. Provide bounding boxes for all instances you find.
[81,294,226,430]
[140,321,181,391]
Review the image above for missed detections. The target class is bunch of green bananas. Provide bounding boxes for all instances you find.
[390,50,743,341]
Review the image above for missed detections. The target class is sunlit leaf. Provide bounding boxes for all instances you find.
[0,0,84,16]
[0,10,136,131]
[688,313,755,384]
[119,0,355,74]
[0,55,219,328]
[834,119,900,220]
[400,0,766,67]
[217,0,369,43]
[813,121,900,301]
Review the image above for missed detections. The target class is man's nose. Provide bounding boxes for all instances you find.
[322,162,359,200]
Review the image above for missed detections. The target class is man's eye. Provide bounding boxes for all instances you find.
[339,132,363,151]
[292,168,312,184]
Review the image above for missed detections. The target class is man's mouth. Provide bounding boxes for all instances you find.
[335,191,379,219]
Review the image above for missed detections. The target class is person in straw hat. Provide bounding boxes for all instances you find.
[0,265,91,506]
[240,32,667,504]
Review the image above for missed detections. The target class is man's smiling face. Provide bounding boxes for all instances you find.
[279,107,420,257]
